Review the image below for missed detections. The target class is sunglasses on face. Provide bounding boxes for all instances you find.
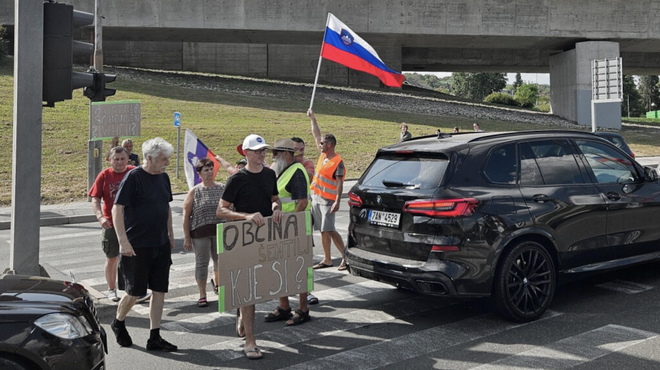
[248,148,269,154]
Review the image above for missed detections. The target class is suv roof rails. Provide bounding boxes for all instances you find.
[467,129,593,143]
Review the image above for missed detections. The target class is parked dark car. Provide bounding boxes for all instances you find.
[346,130,660,322]
[0,274,107,370]
[594,131,634,158]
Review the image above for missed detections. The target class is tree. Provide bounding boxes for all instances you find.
[638,75,660,112]
[513,73,523,95]
[514,83,539,109]
[621,75,644,117]
[452,72,507,101]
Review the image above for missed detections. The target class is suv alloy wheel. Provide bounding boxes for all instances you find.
[493,241,556,322]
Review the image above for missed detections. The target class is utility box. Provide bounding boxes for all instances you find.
[646,110,659,118]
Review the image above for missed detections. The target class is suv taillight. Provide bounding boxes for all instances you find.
[348,191,363,207]
[403,198,478,217]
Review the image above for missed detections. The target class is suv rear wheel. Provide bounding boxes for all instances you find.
[493,241,556,322]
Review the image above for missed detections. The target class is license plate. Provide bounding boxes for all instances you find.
[368,210,400,228]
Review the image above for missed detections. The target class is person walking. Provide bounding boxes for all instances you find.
[110,137,178,352]
[216,134,283,360]
[399,123,412,142]
[264,138,313,326]
[290,137,315,179]
[307,109,347,271]
[122,138,140,166]
[89,146,134,303]
[182,158,225,308]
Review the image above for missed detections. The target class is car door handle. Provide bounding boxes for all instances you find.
[606,192,621,201]
[532,194,550,203]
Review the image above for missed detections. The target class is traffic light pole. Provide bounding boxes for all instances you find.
[88,0,104,200]
[9,0,43,276]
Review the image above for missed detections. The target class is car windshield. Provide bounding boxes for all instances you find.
[359,155,447,189]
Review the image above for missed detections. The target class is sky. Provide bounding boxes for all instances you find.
[406,72,551,85]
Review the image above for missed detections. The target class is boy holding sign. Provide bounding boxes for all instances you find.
[216,134,282,360]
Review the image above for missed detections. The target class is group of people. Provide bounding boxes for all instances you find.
[90,109,347,359]
[399,122,484,142]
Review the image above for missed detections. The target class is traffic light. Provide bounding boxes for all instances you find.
[42,2,94,107]
[83,71,117,102]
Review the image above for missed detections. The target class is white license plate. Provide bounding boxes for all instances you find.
[368,210,400,228]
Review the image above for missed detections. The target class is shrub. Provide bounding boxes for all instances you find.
[0,25,7,65]
[484,92,518,107]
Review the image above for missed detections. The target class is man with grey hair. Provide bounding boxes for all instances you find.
[264,138,313,326]
[111,137,178,352]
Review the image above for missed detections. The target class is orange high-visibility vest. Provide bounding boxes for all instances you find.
[311,153,342,202]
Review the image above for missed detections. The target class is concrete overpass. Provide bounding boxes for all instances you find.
[3,0,660,127]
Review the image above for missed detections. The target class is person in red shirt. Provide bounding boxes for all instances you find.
[89,146,134,302]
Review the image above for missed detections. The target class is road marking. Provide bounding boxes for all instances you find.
[595,279,654,294]
[277,311,562,370]
[465,324,657,370]
[200,291,459,362]
[39,231,100,241]
[159,280,396,329]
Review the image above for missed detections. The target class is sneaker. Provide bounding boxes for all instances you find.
[106,289,120,302]
[110,320,133,347]
[136,289,152,304]
[146,336,178,352]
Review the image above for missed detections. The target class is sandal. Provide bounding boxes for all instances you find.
[286,309,311,326]
[307,293,319,305]
[236,309,245,338]
[243,347,263,360]
[197,297,208,307]
[211,279,219,295]
[264,306,292,322]
[338,261,348,271]
[313,262,333,269]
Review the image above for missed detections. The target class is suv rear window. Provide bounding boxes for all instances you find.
[360,155,447,189]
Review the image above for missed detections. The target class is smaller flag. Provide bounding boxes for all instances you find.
[321,13,405,87]
[184,129,220,189]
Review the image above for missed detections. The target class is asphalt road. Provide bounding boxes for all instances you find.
[3,196,660,369]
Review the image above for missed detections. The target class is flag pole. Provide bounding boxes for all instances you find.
[309,13,332,111]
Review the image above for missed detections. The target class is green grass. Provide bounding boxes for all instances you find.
[2,62,660,205]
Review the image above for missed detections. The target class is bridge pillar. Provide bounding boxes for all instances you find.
[549,41,621,129]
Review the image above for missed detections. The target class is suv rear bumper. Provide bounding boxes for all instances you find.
[346,248,461,296]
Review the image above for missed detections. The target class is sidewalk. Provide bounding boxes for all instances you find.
[0,179,359,230]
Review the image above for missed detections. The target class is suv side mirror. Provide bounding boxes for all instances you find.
[644,166,659,182]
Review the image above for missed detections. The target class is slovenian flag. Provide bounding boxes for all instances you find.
[321,13,405,88]
[184,128,220,189]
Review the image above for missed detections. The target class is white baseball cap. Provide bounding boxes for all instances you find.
[242,134,271,151]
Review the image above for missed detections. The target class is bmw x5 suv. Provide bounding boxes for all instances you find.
[346,130,660,322]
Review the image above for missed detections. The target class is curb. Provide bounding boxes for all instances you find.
[0,215,98,231]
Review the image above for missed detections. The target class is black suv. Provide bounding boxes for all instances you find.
[346,130,660,322]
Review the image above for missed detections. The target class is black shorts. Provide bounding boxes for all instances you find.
[118,243,172,296]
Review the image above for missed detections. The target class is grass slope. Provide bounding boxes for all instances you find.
[1,62,659,205]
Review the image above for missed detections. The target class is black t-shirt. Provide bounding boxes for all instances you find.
[285,167,309,201]
[114,167,173,248]
[222,167,278,216]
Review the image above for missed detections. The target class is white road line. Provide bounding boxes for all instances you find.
[595,279,654,294]
[39,231,100,241]
[279,311,562,370]
[468,324,657,370]
[200,291,457,362]
[158,280,395,328]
